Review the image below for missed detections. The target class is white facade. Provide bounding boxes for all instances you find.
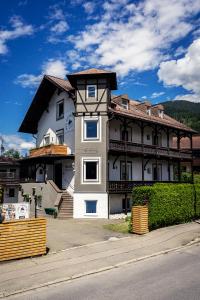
[37,90,75,154]
[73,193,108,218]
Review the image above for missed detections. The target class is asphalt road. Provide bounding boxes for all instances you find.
[8,243,200,300]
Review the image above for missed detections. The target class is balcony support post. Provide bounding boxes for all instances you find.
[142,156,144,181]
[177,132,180,150]
[125,193,128,215]
[168,159,171,181]
[178,160,181,182]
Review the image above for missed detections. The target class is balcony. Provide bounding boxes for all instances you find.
[108,180,180,193]
[0,172,19,184]
[109,140,192,160]
[29,144,68,158]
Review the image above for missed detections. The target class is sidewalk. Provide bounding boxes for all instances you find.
[1,221,200,298]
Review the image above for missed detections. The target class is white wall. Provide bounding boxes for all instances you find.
[73,193,108,218]
[109,120,173,148]
[109,156,174,181]
[37,90,75,154]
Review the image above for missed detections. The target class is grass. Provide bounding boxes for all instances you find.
[103,220,130,234]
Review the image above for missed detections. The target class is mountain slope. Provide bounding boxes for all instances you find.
[161,100,200,132]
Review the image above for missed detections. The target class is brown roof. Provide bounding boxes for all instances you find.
[0,156,20,165]
[110,98,195,133]
[45,75,73,92]
[67,68,117,90]
[19,75,74,134]
[173,135,200,149]
[71,68,113,75]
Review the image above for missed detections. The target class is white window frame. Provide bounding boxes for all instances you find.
[56,129,64,145]
[44,134,50,146]
[81,157,101,184]
[82,116,101,142]
[56,99,64,120]
[87,85,97,99]
[121,99,128,110]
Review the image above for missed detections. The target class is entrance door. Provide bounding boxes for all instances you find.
[153,164,162,181]
[54,163,62,189]
[121,162,132,180]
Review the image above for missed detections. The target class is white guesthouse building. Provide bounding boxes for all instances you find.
[19,69,194,218]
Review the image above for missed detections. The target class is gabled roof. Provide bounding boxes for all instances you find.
[110,97,196,133]
[71,68,113,75]
[67,68,117,90]
[19,75,74,134]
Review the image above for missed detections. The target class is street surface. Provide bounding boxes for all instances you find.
[8,243,200,300]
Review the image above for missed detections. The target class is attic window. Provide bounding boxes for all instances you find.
[121,99,128,110]
[87,85,96,99]
[158,110,164,118]
[147,108,151,116]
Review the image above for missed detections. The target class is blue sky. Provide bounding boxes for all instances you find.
[0,0,200,152]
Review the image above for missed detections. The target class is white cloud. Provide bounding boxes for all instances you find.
[151,91,165,99]
[83,2,95,14]
[69,0,200,76]
[47,6,69,43]
[15,59,68,88]
[50,20,69,33]
[1,134,35,153]
[158,38,200,102]
[0,16,34,55]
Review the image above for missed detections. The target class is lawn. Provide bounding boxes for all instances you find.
[103,220,130,234]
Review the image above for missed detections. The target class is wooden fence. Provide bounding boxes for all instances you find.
[0,218,47,262]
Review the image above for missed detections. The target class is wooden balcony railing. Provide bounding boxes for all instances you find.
[109,140,192,159]
[29,144,68,158]
[0,172,19,183]
[108,180,180,193]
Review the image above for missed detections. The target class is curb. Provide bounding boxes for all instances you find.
[1,238,199,299]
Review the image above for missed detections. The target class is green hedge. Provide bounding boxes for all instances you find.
[132,183,199,230]
[195,184,200,217]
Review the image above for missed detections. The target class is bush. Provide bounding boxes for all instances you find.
[132,183,196,230]
[195,184,200,217]
[194,174,200,184]
[181,172,192,183]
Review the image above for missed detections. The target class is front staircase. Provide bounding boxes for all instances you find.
[57,191,73,219]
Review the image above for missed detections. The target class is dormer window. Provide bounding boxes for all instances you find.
[158,110,164,118]
[121,99,129,110]
[87,85,96,99]
[147,108,151,116]
[44,134,50,145]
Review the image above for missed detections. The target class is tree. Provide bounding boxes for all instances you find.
[3,149,20,159]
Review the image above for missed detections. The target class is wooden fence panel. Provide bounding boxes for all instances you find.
[0,218,47,262]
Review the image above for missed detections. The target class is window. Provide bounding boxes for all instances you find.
[85,200,97,214]
[82,158,100,183]
[83,118,99,140]
[56,100,64,120]
[121,99,128,110]
[44,135,50,145]
[120,161,132,180]
[147,108,151,116]
[158,110,164,118]
[9,188,15,198]
[87,85,96,98]
[146,134,150,141]
[56,129,64,145]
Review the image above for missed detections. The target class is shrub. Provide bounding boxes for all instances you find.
[181,172,192,183]
[132,183,195,230]
[195,184,200,217]
[194,174,200,184]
